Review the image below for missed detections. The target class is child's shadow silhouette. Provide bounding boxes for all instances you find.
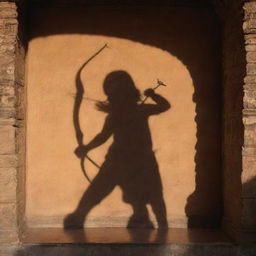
[64,70,170,230]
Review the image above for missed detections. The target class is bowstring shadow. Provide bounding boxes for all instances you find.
[64,70,170,241]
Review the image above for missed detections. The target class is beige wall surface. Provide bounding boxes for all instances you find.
[26,7,222,228]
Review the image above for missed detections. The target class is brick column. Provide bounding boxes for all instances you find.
[242,1,256,242]
[0,1,26,244]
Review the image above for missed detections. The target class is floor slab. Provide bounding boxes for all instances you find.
[22,228,233,244]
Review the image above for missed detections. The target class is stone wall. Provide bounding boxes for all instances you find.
[0,1,26,244]
[218,0,256,242]
[242,1,256,242]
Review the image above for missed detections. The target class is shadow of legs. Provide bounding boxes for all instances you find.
[64,164,116,229]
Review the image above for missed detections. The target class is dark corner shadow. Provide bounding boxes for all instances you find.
[28,4,223,233]
[64,70,170,235]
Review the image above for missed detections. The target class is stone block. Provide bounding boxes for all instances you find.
[0,83,15,97]
[246,44,256,52]
[0,19,18,37]
[244,124,256,147]
[0,125,15,154]
[244,75,256,84]
[0,54,15,82]
[241,199,256,229]
[0,94,15,108]
[243,20,256,33]
[0,168,17,203]
[0,203,17,229]
[0,107,15,119]
[243,146,256,157]
[247,51,256,62]
[0,42,15,55]
[247,64,256,75]
[244,89,256,108]
[0,155,16,168]
[0,7,17,18]
[0,2,16,9]
[0,35,16,46]
[245,12,256,20]
[244,2,256,14]
[245,34,256,45]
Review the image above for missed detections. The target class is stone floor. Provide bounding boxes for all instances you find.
[1,228,256,256]
[22,227,233,244]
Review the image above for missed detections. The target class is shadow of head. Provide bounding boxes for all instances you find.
[103,70,140,104]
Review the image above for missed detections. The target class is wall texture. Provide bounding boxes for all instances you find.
[218,0,256,242]
[0,0,256,249]
[25,6,222,229]
[242,1,256,242]
[0,0,26,244]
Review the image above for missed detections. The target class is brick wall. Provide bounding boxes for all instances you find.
[218,0,256,242]
[242,1,256,242]
[0,1,26,244]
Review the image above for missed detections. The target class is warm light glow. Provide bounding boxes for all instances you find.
[26,34,196,227]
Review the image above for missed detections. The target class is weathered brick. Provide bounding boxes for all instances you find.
[0,43,15,54]
[0,83,15,96]
[245,34,256,45]
[245,44,256,52]
[0,168,17,202]
[0,155,16,168]
[247,51,256,62]
[243,19,256,34]
[247,63,256,75]
[0,54,15,81]
[244,128,256,147]
[0,125,15,154]
[0,0,20,245]
[245,12,256,20]
[244,2,256,14]
[0,2,16,9]
[0,107,15,118]
[0,94,15,108]
[0,19,18,36]
[244,19,256,29]
[244,89,256,108]
[0,35,16,45]
[244,75,256,84]
[243,146,256,157]
[0,203,17,229]
[0,9,17,19]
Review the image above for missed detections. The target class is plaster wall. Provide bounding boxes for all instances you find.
[25,7,222,228]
